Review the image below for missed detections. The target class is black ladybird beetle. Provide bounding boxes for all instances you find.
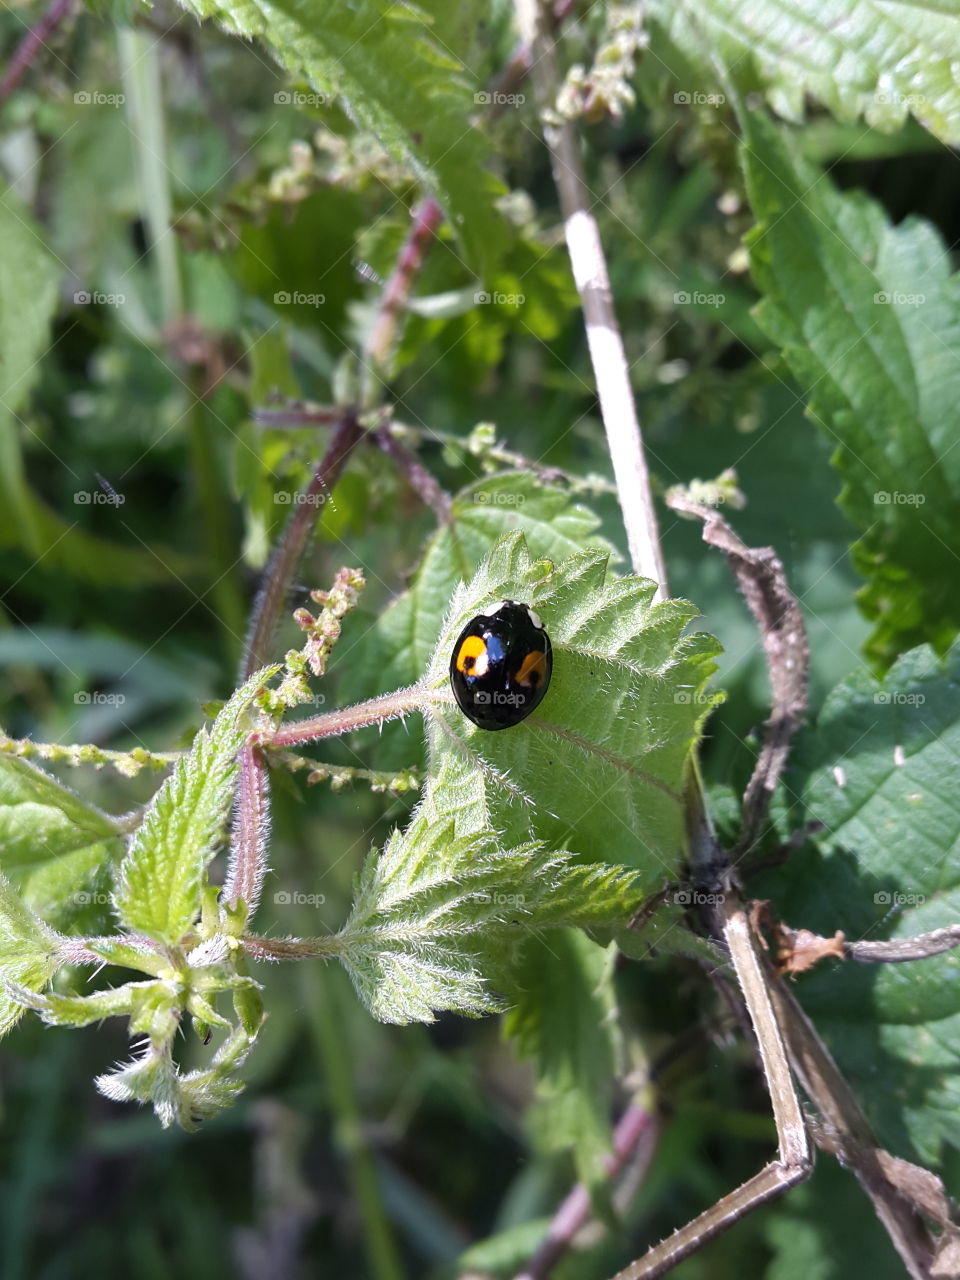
[449,600,553,730]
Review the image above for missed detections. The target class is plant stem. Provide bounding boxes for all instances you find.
[0,0,74,106]
[117,26,183,325]
[365,198,444,383]
[517,0,667,595]
[224,743,270,912]
[512,1102,659,1280]
[242,412,362,678]
[299,961,404,1280]
[374,425,451,520]
[187,380,247,664]
[262,684,435,749]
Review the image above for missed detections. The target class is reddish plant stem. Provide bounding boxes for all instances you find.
[374,425,451,520]
[512,1103,659,1280]
[242,411,362,679]
[366,198,444,369]
[224,743,270,913]
[0,0,74,107]
[262,684,434,749]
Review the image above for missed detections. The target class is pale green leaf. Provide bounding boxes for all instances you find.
[0,756,125,932]
[114,668,277,943]
[339,801,639,1025]
[0,870,63,1035]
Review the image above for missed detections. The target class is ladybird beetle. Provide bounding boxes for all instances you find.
[449,600,553,730]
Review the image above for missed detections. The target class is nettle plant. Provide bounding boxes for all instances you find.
[5,0,960,1275]
[1,533,719,1112]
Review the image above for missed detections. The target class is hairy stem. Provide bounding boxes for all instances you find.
[262,684,437,749]
[242,412,362,678]
[224,744,271,913]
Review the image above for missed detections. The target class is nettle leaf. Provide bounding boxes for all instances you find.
[114,669,276,943]
[503,929,621,1195]
[423,532,720,883]
[339,472,616,702]
[0,755,125,932]
[172,0,506,274]
[0,872,63,1035]
[742,114,960,667]
[335,533,717,1177]
[755,639,960,1165]
[338,784,640,1025]
[647,0,960,145]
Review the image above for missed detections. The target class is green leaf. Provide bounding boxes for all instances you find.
[336,532,720,1026]
[742,112,960,666]
[755,639,960,1165]
[172,0,507,274]
[0,755,123,875]
[503,930,620,1194]
[338,802,639,1025]
[339,473,617,701]
[0,871,63,1035]
[113,668,276,943]
[0,755,125,931]
[647,0,960,145]
[422,532,720,883]
[232,188,363,335]
[0,188,60,555]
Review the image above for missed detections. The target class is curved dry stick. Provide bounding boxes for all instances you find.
[847,925,960,964]
[666,495,809,861]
